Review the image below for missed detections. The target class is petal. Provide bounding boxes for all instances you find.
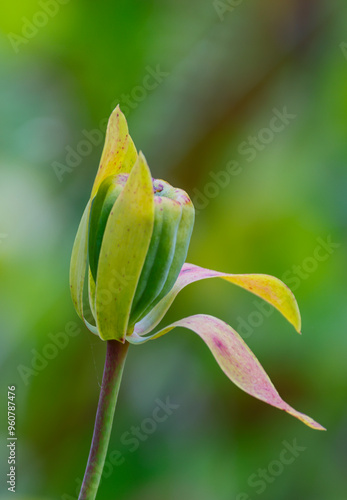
[91,106,137,197]
[135,263,301,335]
[128,314,325,431]
[69,199,92,321]
[88,268,97,320]
[95,153,155,342]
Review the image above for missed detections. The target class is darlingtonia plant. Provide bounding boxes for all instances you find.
[70,107,325,499]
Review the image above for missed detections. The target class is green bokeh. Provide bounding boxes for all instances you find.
[1,1,346,499]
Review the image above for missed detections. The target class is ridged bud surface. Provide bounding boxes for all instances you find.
[89,174,195,326]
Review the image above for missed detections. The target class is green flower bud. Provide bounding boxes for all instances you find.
[70,107,195,341]
[89,173,195,327]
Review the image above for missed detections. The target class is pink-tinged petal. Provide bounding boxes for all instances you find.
[135,263,301,335]
[128,315,325,431]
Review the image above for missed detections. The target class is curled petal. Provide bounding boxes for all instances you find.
[135,263,301,335]
[69,200,99,336]
[128,315,325,431]
[69,199,92,324]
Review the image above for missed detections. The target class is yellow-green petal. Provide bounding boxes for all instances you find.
[95,153,155,341]
[91,106,137,198]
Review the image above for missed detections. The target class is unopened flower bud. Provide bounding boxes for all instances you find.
[89,173,195,327]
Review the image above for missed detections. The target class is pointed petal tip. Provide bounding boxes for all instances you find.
[106,105,129,135]
[135,152,151,175]
[285,407,326,431]
[296,316,302,334]
[111,103,122,115]
[138,150,147,162]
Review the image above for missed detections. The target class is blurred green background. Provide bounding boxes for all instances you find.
[1,0,346,499]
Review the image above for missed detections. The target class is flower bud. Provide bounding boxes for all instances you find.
[70,107,195,342]
[89,173,195,328]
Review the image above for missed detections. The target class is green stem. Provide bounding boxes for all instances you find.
[78,340,129,500]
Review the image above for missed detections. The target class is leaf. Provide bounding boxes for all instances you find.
[91,106,137,197]
[135,263,301,335]
[95,153,155,341]
[128,314,325,431]
[69,199,92,322]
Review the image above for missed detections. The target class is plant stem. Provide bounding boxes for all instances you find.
[78,340,129,500]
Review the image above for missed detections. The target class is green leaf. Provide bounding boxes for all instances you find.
[135,263,301,335]
[95,153,155,341]
[128,314,325,431]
